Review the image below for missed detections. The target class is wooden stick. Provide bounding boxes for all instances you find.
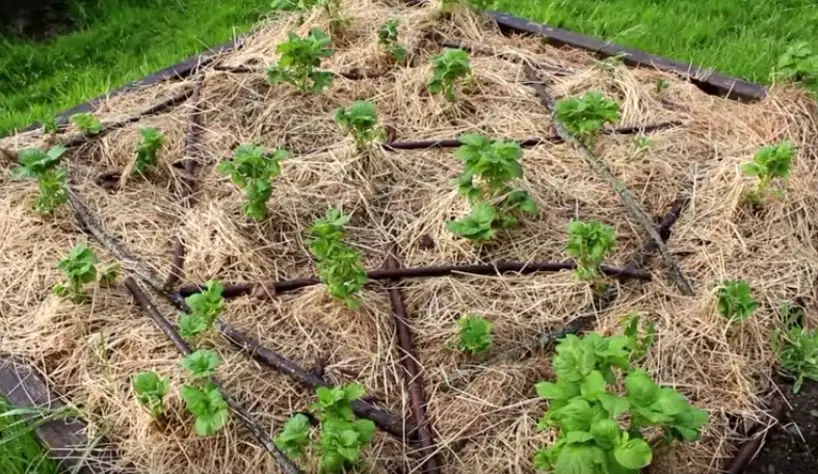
[123,277,302,474]
[523,64,694,296]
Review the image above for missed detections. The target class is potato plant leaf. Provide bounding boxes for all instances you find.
[377,18,407,63]
[180,382,230,437]
[275,414,312,458]
[717,279,759,322]
[428,48,471,102]
[134,127,165,175]
[132,371,169,418]
[334,101,383,150]
[307,209,368,309]
[565,219,616,283]
[456,314,493,356]
[267,28,334,93]
[555,91,620,145]
[181,349,222,380]
[217,145,288,221]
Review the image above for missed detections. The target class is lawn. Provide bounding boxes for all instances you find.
[0,398,59,474]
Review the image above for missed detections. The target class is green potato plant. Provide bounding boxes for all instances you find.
[742,141,794,201]
[178,279,225,342]
[428,48,471,102]
[565,220,616,283]
[377,18,407,63]
[132,371,170,418]
[179,349,230,437]
[555,91,620,146]
[457,314,493,356]
[13,145,69,214]
[623,313,656,362]
[267,28,334,93]
[717,279,759,322]
[53,243,119,303]
[217,144,288,221]
[772,322,818,394]
[534,332,708,473]
[275,414,312,458]
[70,113,102,135]
[306,208,368,309]
[133,127,165,175]
[334,101,384,150]
[446,202,498,243]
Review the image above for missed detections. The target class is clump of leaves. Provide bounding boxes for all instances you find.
[742,141,794,200]
[70,113,102,135]
[554,91,620,146]
[534,332,708,473]
[133,127,165,175]
[457,314,493,356]
[428,48,471,102]
[774,42,818,88]
[179,280,225,342]
[716,279,759,322]
[53,243,119,303]
[565,220,616,283]
[180,349,230,437]
[634,136,652,149]
[275,413,312,458]
[217,144,288,221]
[267,28,334,93]
[307,209,368,309]
[132,371,169,418]
[334,101,383,150]
[447,202,498,243]
[13,146,69,214]
[377,18,407,63]
[623,313,656,362]
[42,116,59,135]
[772,322,818,394]
[655,79,669,93]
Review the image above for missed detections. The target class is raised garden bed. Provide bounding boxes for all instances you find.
[1,1,816,473]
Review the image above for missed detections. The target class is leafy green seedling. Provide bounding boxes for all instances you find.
[13,146,69,214]
[655,78,669,93]
[217,145,288,221]
[275,414,312,458]
[457,314,493,356]
[378,18,407,63]
[555,91,620,145]
[742,141,794,199]
[565,219,616,283]
[772,324,818,394]
[70,113,102,135]
[623,312,656,361]
[533,332,708,473]
[717,279,759,322]
[635,136,652,149]
[180,349,229,436]
[133,127,165,175]
[132,371,169,418]
[307,209,368,309]
[310,384,376,474]
[428,48,471,102]
[447,202,497,242]
[774,42,818,88]
[334,101,383,150]
[53,243,99,302]
[267,28,334,93]
[179,279,225,342]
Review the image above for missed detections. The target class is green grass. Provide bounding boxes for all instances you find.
[0,398,60,474]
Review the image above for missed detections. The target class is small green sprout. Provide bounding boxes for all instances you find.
[635,135,652,149]
[555,91,620,145]
[133,127,165,175]
[623,312,656,361]
[275,413,312,458]
[774,42,818,88]
[655,78,669,93]
[54,243,118,303]
[334,101,384,150]
[178,280,225,342]
[311,384,376,474]
[307,209,368,309]
[772,323,818,394]
[428,48,471,102]
[717,279,759,322]
[457,314,493,356]
[132,371,169,418]
[742,141,794,199]
[180,349,229,437]
[377,19,407,63]
[70,113,102,135]
[565,219,616,283]
[217,145,288,221]
[267,28,334,93]
[13,146,69,214]
[447,202,497,243]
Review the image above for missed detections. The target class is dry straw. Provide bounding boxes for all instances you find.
[1,0,817,473]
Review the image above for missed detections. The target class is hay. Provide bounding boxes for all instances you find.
[1,1,817,473]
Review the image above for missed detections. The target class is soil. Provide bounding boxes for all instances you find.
[746,381,818,474]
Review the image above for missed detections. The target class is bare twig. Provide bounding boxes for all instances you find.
[123,277,302,474]
[523,64,694,296]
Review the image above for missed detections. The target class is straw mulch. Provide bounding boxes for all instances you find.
[1,1,817,473]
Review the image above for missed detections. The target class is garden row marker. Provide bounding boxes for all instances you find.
[523,63,695,296]
[123,277,303,474]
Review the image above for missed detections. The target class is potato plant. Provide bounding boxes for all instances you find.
[275,384,376,473]
[13,146,69,215]
[565,220,616,283]
[179,279,225,342]
[267,28,334,93]
[555,91,620,146]
[54,243,119,303]
[377,18,407,63]
[428,48,471,102]
[180,349,230,437]
[717,279,759,322]
[307,208,368,309]
[534,333,708,473]
[70,113,102,135]
[772,321,818,394]
[742,141,794,200]
[623,313,656,362]
[457,314,493,356]
[133,127,165,175]
[132,371,170,418]
[217,144,288,221]
[334,101,384,150]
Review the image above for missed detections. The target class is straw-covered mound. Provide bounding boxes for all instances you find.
[1,1,817,473]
